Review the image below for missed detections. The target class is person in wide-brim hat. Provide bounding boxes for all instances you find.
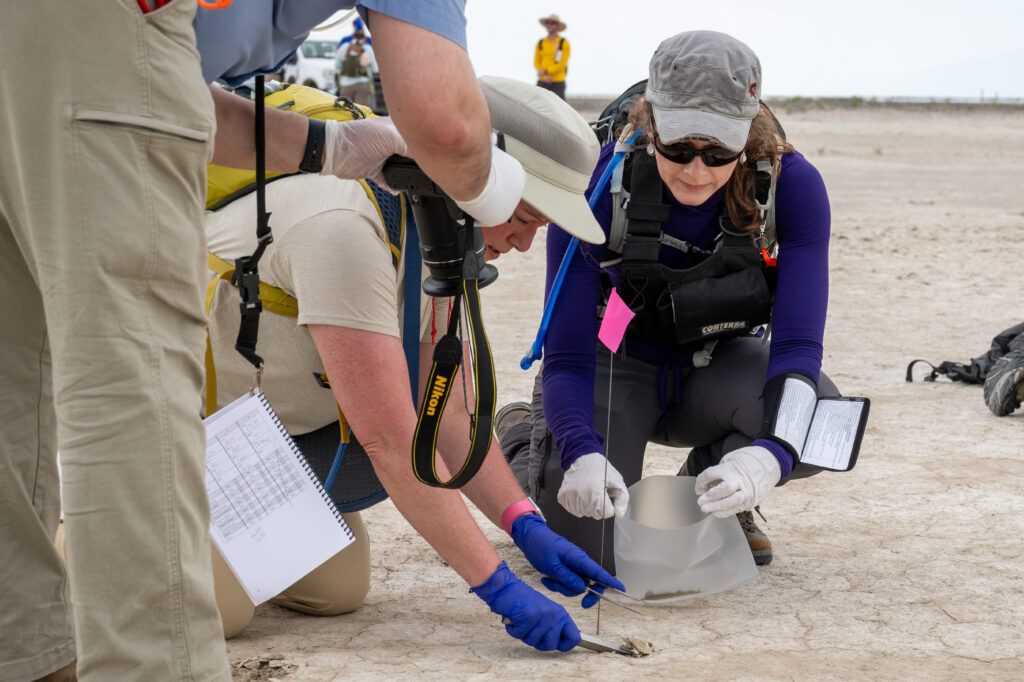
[539,14,566,32]
[202,75,615,648]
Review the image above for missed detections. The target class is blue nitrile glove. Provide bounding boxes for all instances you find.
[469,561,580,652]
[510,513,625,609]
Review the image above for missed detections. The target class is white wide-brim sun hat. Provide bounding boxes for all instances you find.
[479,75,605,244]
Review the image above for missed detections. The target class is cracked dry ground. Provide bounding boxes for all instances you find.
[225,103,1024,680]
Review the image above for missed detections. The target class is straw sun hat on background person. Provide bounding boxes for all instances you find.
[539,14,566,32]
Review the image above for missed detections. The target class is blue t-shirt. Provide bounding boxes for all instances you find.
[194,0,467,85]
[541,143,832,476]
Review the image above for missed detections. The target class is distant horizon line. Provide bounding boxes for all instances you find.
[565,93,1024,105]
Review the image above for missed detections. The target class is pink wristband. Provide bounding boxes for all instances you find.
[501,498,540,535]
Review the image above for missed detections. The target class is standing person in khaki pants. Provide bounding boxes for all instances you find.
[0,2,226,679]
[1,1,523,680]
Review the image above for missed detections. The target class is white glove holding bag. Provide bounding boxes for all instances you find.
[321,116,407,188]
[557,453,630,520]
[694,446,782,518]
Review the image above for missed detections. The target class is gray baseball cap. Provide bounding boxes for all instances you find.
[645,31,762,152]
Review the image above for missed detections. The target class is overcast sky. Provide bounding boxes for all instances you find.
[318,1,1023,100]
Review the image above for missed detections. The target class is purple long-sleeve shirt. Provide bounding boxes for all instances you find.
[541,144,831,478]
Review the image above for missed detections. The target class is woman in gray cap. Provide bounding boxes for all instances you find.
[501,30,841,571]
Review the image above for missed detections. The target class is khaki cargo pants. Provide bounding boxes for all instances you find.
[0,1,228,679]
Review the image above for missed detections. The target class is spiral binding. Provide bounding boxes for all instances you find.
[254,390,355,543]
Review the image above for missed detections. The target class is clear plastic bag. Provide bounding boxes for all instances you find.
[614,475,759,602]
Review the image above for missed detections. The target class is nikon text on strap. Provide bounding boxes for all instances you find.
[409,238,497,489]
[410,297,486,488]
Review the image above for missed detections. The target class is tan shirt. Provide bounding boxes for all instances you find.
[205,174,444,435]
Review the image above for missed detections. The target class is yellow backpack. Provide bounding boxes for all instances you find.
[207,81,371,210]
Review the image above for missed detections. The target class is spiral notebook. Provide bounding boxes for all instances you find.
[204,390,355,605]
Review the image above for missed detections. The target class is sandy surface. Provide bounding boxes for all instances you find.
[225,103,1024,680]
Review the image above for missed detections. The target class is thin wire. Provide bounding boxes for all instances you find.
[584,586,645,617]
[596,350,615,636]
[311,8,357,31]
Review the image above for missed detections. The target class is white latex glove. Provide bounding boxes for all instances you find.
[557,453,630,520]
[694,446,782,518]
[453,146,526,227]
[321,116,407,189]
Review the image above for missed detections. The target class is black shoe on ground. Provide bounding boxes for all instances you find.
[984,350,1024,416]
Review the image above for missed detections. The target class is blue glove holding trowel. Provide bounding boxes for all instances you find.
[476,513,645,654]
[470,561,580,651]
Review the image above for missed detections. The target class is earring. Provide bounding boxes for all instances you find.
[646,142,655,156]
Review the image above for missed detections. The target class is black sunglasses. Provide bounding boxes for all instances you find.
[653,135,741,167]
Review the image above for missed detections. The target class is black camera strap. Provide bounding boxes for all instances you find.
[380,155,498,488]
[411,260,496,489]
[232,75,273,373]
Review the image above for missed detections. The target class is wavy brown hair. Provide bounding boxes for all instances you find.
[627,100,794,232]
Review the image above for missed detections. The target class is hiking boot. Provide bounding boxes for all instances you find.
[494,401,532,457]
[983,350,1024,416]
[737,508,772,566]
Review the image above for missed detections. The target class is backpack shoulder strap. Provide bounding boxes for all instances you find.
[357,179,405,269]
[755,157,780,248]
[756,101,788,248]
[602,129,638,261]
[620,150,669,264]
[606,163,629,260]
[906,358,983,384]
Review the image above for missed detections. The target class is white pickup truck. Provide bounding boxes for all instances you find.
[281,39,337,94]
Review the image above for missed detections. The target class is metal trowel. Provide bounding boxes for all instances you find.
[577,631,633,655]
[501,618,638,656]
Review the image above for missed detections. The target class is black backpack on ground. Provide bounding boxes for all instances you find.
[906,321,1024,416]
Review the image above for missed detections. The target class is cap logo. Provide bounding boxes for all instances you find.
[749,83,757,99]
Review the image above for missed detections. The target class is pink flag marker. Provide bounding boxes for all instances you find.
[598,287,635,352]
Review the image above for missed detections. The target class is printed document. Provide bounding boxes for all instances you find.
[204,391,354,604]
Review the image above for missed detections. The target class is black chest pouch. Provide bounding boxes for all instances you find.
[658,236,776,344]
[613,151,777,346]
[620,232,777,346]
